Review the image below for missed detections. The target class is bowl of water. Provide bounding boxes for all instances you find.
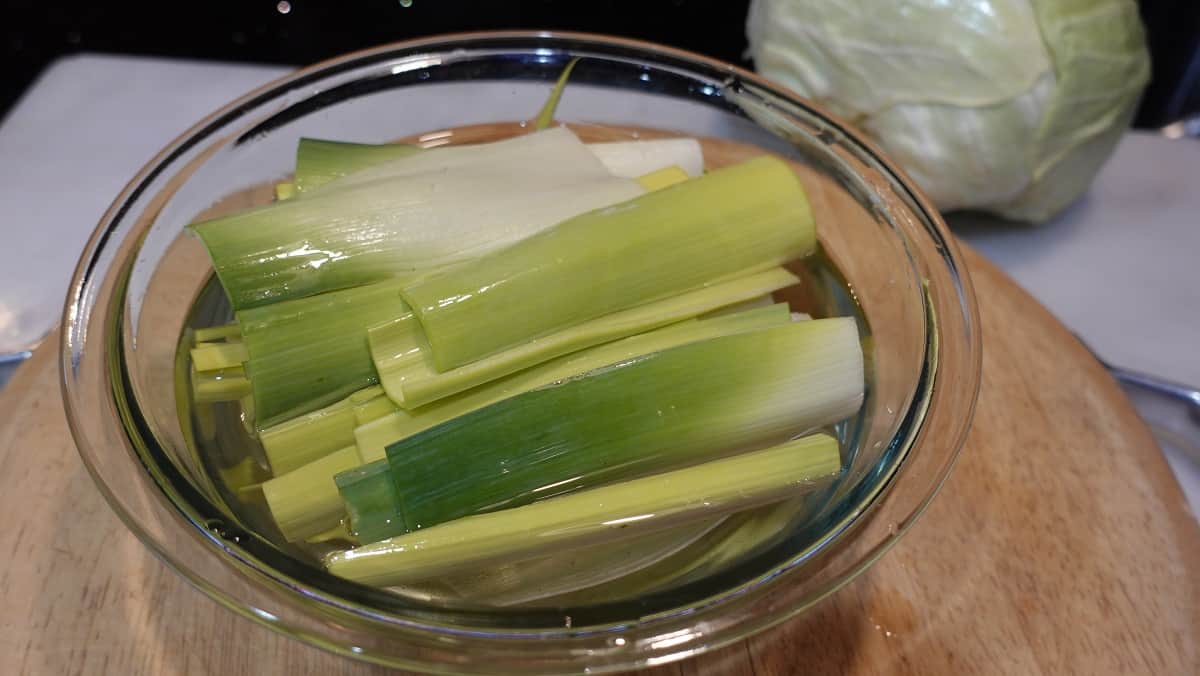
[61,32,981,673]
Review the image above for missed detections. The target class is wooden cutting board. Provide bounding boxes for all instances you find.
[1,244,1196,675]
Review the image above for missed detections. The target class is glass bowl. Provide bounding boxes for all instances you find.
[61,32,981,674]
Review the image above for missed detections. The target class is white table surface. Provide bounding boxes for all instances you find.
[1,53,1196,515]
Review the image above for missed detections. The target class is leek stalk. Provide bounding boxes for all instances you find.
[190,127,643,309]
[633,165,691,191]
[358,301,795,462]
[354,318,861,537]
[238,280,407,426]
[258,386,394,475]
[262,446,362,542]
[438,517,724,606]
[534,58,578,130]
[293,138,421,193]
[263,304,794,540]
[274,182,296,200]
[193,324,242,342]
[334,461,399,546]
[326,434,841,586]
[190,342,248,372]
[234,163,694,423]
[401,155,816,370]
[543,496,809,605]
[587,138,704,178]
[191,366,252,403]
[291,137,704,193]
[369,266,799,409]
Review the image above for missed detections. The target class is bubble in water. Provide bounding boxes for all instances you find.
[203,518,243,543]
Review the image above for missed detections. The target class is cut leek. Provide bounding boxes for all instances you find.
[370,266,799,409]
[193,324,242,342]
[326,434,842,586]
[587,138,704,178]
[190,342,248,372]
[219,456,270,502]
[335,460,399,546]
[701,293,779,318]
[534,58,578,130]
[401,155,815,370]
[293,138,420,193]
[258,386,394,475]
[266,304,793,541]
[238,280,407,426]
[181,114,870,601]
[191,366,252,403]
[190,127,644,309]
[359,302,794,462]
[291,137,703,192]
[439,516,725,606]
[352,393,398,425]
[223,165,691,423]
[543,496,809,605]
[305,523,353,544]
[633,165,690,191]
[362,319,861,536]
[234,157,689,425]
[262,446,362,542]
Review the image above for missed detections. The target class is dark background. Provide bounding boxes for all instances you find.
[2,0,1198,127]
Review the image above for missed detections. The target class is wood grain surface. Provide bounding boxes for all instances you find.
[1,244,1197,675]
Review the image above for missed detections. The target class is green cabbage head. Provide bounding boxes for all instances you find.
[747,0,1151,222]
